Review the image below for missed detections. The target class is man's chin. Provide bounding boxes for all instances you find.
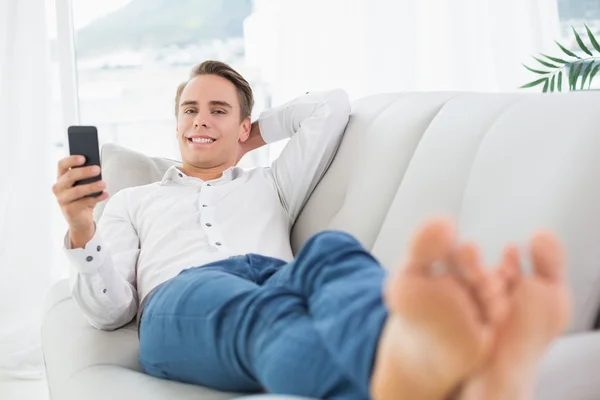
[184,158,217,168]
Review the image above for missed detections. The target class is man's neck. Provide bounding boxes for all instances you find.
[180,163,234,182]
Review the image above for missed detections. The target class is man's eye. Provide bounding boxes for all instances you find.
[184,109,196,114]
[212,110,225,115]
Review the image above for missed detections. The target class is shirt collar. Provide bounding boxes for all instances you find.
[160,165,243,186]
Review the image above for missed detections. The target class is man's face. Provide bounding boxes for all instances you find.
[176,74,250,169]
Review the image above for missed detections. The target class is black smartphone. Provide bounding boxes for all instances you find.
[67,125,103,198]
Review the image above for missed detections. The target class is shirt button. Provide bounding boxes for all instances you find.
[207,183,211,187]
[205,223,212,227]
[215,242,222,246]
[86,256,93,262]
[102,289,107,294]
[202,204,208,207]
[178,173,183,177]
[97,245,101,252]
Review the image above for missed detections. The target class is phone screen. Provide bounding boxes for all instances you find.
[67,126,102,197]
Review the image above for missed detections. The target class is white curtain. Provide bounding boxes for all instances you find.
[244,0,561,104]
[0,0,55,379]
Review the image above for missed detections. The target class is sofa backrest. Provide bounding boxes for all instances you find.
[293,91,600,335]
[94,144,181,219]
[98,91,600,335]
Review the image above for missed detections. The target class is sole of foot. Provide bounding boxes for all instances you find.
[371,217,504,400]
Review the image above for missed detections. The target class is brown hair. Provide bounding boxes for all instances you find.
[175,60,254,121]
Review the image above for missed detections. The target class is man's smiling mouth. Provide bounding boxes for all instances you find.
[186,135,217,145]
[188,137,216,144]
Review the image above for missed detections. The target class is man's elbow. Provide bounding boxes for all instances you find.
[89,320,121,331]
[321,89,351,133]
[84,302,137,331]
[87,314,133,331]
[327,88,351,117]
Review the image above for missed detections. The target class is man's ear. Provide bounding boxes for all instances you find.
[238,117,251,143]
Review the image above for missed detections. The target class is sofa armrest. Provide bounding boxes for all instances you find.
[41,279,241,400]
[42,279,141,398]
[43,279,71,318]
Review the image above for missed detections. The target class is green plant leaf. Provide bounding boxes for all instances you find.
[520,77,548,89]
[543,79,549,93]
[556,40,582,59]
[573,26,593,56]
[541,54,570,64]
[581,61,595,89]
[569,63,578,90]
[533,56,559,69]
[523,63,551,74]
[585,24,600,53]
[558,71,563,92]
[568,65,574,89]
[571,62,585,90]
[550,74,556,92]
[589,64,600,89]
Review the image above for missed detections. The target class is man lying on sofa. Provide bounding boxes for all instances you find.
[52,60,570,400]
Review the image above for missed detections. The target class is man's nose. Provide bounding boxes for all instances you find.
[193,113,209,128]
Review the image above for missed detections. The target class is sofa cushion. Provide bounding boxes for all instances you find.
[94,143,180,221]
[294,91,600,334]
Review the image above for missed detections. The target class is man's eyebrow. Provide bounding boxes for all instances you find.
[209,100,233,109]
[180,100,198,108]
[179,100,233,109]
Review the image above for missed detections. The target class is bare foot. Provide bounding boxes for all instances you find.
[459,231,571,400]
[370,217,504,400]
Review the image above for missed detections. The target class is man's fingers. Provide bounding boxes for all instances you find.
[53,165,101,195]
[57,156,86,179]
[80,191,109,207]
[57,181,107,205]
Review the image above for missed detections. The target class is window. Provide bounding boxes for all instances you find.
[69,0,271,166]
[556,0,600,89]
[52,1,592,175]
[557,0,600,41]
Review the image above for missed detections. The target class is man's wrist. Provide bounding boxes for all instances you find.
[70,223,96,249]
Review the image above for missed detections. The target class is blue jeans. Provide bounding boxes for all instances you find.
[138,231,388,400]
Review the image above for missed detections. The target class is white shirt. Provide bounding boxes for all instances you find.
[65,89,351,330]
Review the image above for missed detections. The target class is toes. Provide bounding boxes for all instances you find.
[529,230,565,282]
[453,242,513,325]
[455,242,492,323]
[477,244,521,325]
[479,272,509,324]
[499,244,522,291]
[405,216,457,275]
[455,242,485,286]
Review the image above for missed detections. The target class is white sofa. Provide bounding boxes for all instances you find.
[42,91,600,400]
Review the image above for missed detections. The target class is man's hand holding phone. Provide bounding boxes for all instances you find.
[53,156,108,248]
[53,126,108,249]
